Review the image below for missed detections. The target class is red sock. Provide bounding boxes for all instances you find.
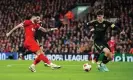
[39,54,51,64]
[33,56,41,65]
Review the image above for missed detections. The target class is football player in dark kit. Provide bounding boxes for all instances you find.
[88,10,116,72]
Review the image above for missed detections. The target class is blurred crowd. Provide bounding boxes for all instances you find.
[0,0,133,54]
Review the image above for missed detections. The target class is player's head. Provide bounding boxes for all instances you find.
[31,13,40,23]
[96,10,104,21]
[111,36,114,40]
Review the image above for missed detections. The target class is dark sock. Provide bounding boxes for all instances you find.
[102,55,110,64]
[94,53,100,62]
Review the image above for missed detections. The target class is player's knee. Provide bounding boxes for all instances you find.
[108,52,113,60]
[103,48,110,54]
[103,48,112,60]
[36,49,44,55]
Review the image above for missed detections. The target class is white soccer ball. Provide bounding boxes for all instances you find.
[83,63,92,72]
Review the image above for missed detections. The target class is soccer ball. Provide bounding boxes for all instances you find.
[83,63,92,72]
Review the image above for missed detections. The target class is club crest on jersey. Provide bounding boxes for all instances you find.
[103,24,105,27]
[32,28,35,32]
[96,24,98,26]
[100,46,103,48]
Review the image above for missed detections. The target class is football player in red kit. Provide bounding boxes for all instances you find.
[108,36,116,54]
[6,13,61,72]
[108,36,116,61]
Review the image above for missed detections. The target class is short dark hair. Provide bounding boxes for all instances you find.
[32,13,40,17]
[96,10,104,15]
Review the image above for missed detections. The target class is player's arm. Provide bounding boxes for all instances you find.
[87,20,95,37]
[88,28,94,38]
[107,21,121,33]
[6,23,24,37]
[106,20,118,29]
[86,20,95,26]
[38,27,58,32]
[36,39,40,45]
[37,21,58,32]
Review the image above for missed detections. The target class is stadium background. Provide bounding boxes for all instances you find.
[0,0,133,80]
[0,0,133,62]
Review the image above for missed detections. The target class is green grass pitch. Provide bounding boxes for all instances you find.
[0,60,133,80]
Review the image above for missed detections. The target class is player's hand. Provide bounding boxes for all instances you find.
[37,21,42,24]
[6,33,10,37]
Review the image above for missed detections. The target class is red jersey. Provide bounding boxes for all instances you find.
[108,40,116,54]
[23,20,41,52]
[23,20,40,40]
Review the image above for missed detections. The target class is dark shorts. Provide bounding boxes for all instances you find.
[94,40,110,53]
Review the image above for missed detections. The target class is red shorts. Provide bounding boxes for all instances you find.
[24,39,40,52]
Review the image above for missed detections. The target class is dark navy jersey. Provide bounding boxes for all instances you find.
[88,20,115,41]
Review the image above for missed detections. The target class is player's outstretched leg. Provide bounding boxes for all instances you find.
[29,50,61,72]
[38,53,61,69]
[98,48,112,72]
[29,54,41,72]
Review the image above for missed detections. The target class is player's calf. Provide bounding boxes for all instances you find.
[103,48,112,64]
[98,54,110,72]
[98,48,112,72]
[35,50,61,70]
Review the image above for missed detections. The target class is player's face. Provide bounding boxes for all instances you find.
[111,36,114,40]
[35,16,41,23]
[32,16,40,23]
[97,15,104,21]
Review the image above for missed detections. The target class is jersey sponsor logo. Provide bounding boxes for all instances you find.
[100,45,104,48]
